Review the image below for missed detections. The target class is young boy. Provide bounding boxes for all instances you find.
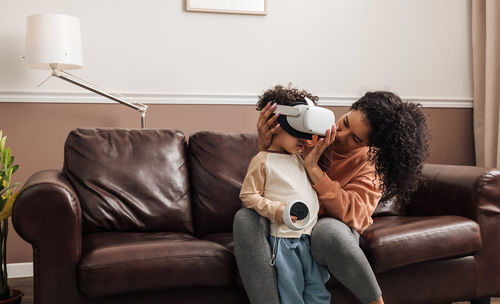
[239,85,331,304]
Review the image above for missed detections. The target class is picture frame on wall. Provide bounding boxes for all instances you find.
[185,0,267,16]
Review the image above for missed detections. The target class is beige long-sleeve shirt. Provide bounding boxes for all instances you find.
[239,151,319,238]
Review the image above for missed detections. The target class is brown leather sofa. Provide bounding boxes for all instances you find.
[12,128,500,304]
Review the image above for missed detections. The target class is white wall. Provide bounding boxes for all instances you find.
[0,0,472,103]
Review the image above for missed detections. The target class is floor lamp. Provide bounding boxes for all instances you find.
[24,13,148,128]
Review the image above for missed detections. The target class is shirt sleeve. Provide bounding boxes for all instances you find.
[239,153,283,221]
[312,169,382,233]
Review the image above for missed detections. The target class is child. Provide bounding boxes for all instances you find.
[239,85,331,304]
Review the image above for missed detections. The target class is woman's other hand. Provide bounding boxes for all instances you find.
[303,126,336,184]
[257,102,281,151]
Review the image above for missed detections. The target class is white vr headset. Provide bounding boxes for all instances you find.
[274,97,335,140]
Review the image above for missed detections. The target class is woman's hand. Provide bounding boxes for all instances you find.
[257,102,281,151]
[303,126,336,184]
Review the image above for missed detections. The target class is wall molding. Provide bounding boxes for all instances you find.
[7,262,32,278]
[0,91,474,108]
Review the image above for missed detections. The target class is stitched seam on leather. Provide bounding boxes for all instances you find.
[370,223,480,248]
[80,255,228,271]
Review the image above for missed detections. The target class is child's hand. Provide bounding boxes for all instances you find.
[275,203,297,225]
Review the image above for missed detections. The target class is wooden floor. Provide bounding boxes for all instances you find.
[9,277,33,304]
[7,277,500,304]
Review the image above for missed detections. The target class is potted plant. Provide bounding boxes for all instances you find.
[0,131,23,303]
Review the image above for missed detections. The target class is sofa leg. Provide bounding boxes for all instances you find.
[471,298,491,304]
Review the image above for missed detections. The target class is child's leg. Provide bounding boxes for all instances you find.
[270,236,306,304]
[299,236,331,304]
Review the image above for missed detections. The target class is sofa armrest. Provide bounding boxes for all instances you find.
[12,169,83,304]
[407,163,500,297]
[406,164,495,219]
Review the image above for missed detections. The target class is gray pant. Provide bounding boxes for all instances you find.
[233,208,381,304]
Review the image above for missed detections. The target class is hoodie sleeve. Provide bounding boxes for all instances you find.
[239,152,283,221]
[313,168,382,233]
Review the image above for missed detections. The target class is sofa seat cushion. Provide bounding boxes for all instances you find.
[201,232,235,253]
[79,232,236,298]
[361,215,481,273]
[201,232,247,291]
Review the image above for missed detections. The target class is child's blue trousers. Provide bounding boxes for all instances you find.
[269,235,331,304]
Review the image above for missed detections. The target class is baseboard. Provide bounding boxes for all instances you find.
[7,263,33,278]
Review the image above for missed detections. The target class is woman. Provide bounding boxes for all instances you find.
[234,87,430,304]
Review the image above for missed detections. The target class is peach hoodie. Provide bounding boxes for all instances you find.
[313,143,382,233]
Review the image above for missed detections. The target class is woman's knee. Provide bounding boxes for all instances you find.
[312,218,354,245]
[311,218,358,261]
[233,208,262,230]
[233,208,269,239]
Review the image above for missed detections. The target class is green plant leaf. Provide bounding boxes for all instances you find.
[3,148,10,168]
[6,168,12,182]
[0,194,6,209]
[11,165,18,174]
[0,192,17,220]
[0,185,16,198]
[0,136,5,154]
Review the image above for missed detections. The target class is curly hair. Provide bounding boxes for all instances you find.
[256,85,333,171]
[256,84,319,110]
[351,91,430,204]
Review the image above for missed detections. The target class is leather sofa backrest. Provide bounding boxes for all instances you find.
[64,128,194,234]
[188,131,258,237]
[372,196,406,217]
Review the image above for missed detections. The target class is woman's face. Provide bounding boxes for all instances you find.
[334,110,371,151]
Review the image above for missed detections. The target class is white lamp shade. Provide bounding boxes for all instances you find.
[25,14,83,70]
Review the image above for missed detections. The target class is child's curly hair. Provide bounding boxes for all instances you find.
[351,91,430,204]
[257,85,333,172]
[256,84,319,110]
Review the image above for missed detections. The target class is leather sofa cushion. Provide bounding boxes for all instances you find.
[64,128,193,234]
[78,232,236,298]
[201,232,246,290]
[361,216,481,273]
[372,196,406,217]
[201,232,235,253]
[189,131,258,237]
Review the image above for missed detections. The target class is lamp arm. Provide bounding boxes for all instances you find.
[51,67,148,128]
